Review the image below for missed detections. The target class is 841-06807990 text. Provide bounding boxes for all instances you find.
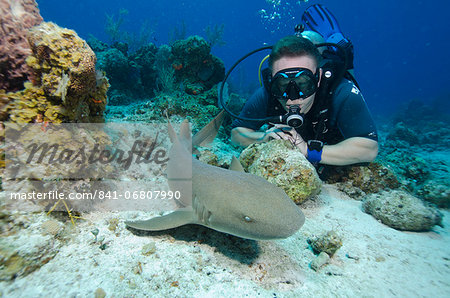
[96,190,181,200]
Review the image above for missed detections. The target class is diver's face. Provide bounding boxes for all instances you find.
[272,55,321,113]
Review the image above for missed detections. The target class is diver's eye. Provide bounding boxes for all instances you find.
[244,216,252,222]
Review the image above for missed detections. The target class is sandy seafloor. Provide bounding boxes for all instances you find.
[1,183,449,298]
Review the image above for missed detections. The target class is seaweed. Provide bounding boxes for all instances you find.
[204,23,226,48]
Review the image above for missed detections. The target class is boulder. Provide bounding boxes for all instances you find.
[362,190,443,231]
[240,140,322,204]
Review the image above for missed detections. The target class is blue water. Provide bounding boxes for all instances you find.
[37,0,450,116]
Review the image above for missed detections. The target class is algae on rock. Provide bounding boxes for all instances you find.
[307,230,343,256]
[2,22,109,124]
[239,140,322,204]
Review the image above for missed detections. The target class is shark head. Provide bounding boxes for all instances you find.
[199,169,305,240]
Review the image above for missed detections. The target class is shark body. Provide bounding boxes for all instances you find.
[125,112,305,240]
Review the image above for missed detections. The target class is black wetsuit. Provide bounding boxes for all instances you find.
[232,79,378,145]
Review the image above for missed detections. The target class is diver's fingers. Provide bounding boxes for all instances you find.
[272,124,292,130]
[268,131,282,140]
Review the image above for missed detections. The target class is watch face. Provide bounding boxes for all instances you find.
[308,140,324,151]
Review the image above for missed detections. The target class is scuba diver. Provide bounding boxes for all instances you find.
[227,4,378,174]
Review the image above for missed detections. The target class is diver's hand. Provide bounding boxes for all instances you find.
[265,125,307,156]
[264,124,291,140]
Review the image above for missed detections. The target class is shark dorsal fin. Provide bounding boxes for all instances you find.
[192,110,226,148]
[167,117,192,152]
[229,156,245,172]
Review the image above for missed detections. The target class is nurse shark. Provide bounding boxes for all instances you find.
[126,111,305,240]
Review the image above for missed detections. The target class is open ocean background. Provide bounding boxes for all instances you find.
[37,0,450,116]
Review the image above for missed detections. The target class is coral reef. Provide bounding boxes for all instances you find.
[415,179,450,209]
[378,114,450,208]
[96,48,134,90]
[130,44,158,95]
[378,146,449,207]
[337,98,450,209]
[171,36,225,94]
[105,85,224,132]
[94,40,152,101]
[169,21,187,45]
[154,45,176,93]
[91,34,224,116]
[2,22,109,123]
[153,87,220,128]
[307,230,343,271]
[362,190,443,231]
[386,122,419,146]
[239,139,322,204]
[392,98,450,143]
[388,154,449,208]
[385,97,450,151]
[326,162,401,199]
[0,0,43,92]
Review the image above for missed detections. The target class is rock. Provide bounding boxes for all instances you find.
[198,149,219,167]
[362,190,443,231]
[310,252,330,271]
[141,242,156,256]
[94,288,106,298]
[387,122,419,145]
[416,179,450,209]
[0,238,58,281]
[41,220,62,236]
[3,21,109,123]
[108,218,119,232]
[239,140,322,204]
[327,162,401,198]
[307,230,343,256]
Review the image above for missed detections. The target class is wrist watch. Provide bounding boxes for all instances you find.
[307,140,324,151]
[307,140,324,163]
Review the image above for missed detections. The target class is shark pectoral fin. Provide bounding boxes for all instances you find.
[229,155,246,172]
[192,109,226,147]
[125,208,197,231]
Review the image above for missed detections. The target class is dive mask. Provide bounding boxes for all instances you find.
[270,67,319,101]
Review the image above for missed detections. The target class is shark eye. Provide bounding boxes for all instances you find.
[244,216,252,222]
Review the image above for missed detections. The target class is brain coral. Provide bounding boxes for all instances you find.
[1,22,109,123]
